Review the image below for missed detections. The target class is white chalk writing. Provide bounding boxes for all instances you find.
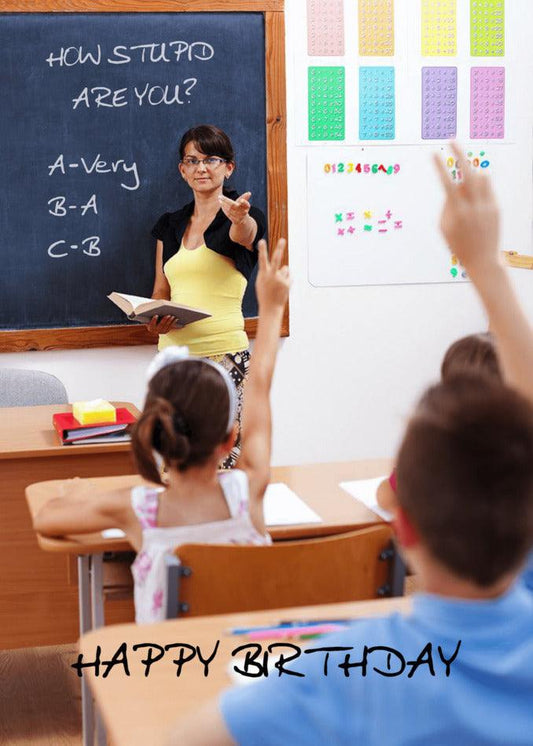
[45,41,214,67]
[48,155,140,191]
[44,36,215,262]
[47,236,101,259]
[72,81,197,109]
[48,194,98,217]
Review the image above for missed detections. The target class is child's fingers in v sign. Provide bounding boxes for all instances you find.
[257,238,290,309]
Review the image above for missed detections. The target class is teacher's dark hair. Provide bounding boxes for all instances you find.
[131,360,231,484]
[179,124,235,165]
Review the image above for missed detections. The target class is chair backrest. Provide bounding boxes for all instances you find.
[0,368,68,407]
[166,524,403,618]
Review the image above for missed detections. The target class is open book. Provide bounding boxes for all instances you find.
[107,292,211,326]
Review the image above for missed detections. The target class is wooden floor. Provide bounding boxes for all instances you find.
[0,644,82,746]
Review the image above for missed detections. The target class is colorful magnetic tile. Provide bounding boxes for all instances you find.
[308,67,345,141]
[307,0,344,56]
[359,66,395,140]
[421,0,457,57]
[470,66,505,138]
[358,0,394,57]
[470,0,504,57]
[422,67,457,139]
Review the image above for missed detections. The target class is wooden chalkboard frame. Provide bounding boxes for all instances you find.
[0,0,288,351]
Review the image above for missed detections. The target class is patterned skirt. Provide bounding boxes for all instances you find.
[207,349,251,469]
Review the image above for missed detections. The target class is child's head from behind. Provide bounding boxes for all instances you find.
[132,357,233,484]
[396,376,533,588]
[441,332,501,382]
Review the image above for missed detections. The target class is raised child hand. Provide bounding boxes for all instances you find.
[218,191,252,225]
[255,238,290,311]
[433,142,500,278]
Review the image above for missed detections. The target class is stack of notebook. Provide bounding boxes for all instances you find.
[52,408,136,445]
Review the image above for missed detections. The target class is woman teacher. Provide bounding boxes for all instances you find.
[148,124,266,468]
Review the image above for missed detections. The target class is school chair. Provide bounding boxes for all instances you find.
[166,525,404,618]
[0,368,68,406]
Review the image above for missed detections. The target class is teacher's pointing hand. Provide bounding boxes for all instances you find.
[218,191,252,225]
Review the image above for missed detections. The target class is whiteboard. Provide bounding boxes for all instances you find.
[307,142,531,287]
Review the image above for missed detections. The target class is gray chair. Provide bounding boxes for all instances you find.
[0,368,68,407]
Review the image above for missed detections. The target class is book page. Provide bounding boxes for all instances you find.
[113,292,152,309]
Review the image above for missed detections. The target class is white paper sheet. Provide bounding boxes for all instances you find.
[264,483,322,526]
[339,476,394,522]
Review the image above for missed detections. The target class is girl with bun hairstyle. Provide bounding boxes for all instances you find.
[34,240,289,623]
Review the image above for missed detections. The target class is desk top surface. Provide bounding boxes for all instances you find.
[0,402,139,459]
[80,596,412,746]
[25,459,392,551]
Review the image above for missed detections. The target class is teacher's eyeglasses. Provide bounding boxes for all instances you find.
[181,156,227,170]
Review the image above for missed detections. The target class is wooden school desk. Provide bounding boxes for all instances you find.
[80,597,412,746]
[0,402,139,650]
[25,460,394,642]
[28,461,397,746]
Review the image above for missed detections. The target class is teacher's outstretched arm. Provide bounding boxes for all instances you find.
[219,191,258,250]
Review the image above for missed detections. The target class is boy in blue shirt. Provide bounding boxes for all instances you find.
[167,145,533,745]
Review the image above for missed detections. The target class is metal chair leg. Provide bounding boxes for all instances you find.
[78,555,95,746]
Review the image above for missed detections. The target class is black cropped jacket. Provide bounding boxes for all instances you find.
[151,191,266,280]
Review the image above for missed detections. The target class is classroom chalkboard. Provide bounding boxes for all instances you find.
[0,5,287,350]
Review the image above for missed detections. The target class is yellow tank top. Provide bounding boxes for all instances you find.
[158,243,248,357]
